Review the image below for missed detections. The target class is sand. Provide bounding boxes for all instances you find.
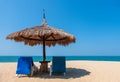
[0,61,120,82]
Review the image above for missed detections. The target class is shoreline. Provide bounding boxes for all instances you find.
[0,56,120,62]
[0,61,120,82]
[0,60,120,63]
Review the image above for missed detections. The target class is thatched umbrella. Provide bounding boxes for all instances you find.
[6,10,76,62]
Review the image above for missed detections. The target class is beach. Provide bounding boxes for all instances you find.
[0,61,120,82]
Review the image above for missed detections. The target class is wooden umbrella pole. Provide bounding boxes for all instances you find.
[43,39,46,62]
[40,37,49,73]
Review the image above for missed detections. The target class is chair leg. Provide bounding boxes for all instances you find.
[31,71,33,76]
[16,74,18,77]
[50,71,52,76]
[50,65,52,76]
[64,72,66,76]
[16,74,21,77]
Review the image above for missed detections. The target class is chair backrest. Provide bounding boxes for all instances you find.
[52,56,66,73]
[16,56,33,74]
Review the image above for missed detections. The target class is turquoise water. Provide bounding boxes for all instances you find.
[0,56,120,62]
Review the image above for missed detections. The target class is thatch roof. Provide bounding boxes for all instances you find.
[6,22,76,47]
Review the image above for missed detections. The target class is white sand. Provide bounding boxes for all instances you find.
[0,61,120,82]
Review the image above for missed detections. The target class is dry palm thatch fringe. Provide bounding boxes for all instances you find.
[6,24,76,47]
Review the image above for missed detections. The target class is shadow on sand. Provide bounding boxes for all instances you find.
[28,68,91,79]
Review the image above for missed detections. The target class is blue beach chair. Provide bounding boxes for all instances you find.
[50,56,66,76]
[16,57,34,76]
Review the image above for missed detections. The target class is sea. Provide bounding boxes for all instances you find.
[0,56,120,62]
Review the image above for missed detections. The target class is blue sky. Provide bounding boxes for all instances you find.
[0,0,120,56]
